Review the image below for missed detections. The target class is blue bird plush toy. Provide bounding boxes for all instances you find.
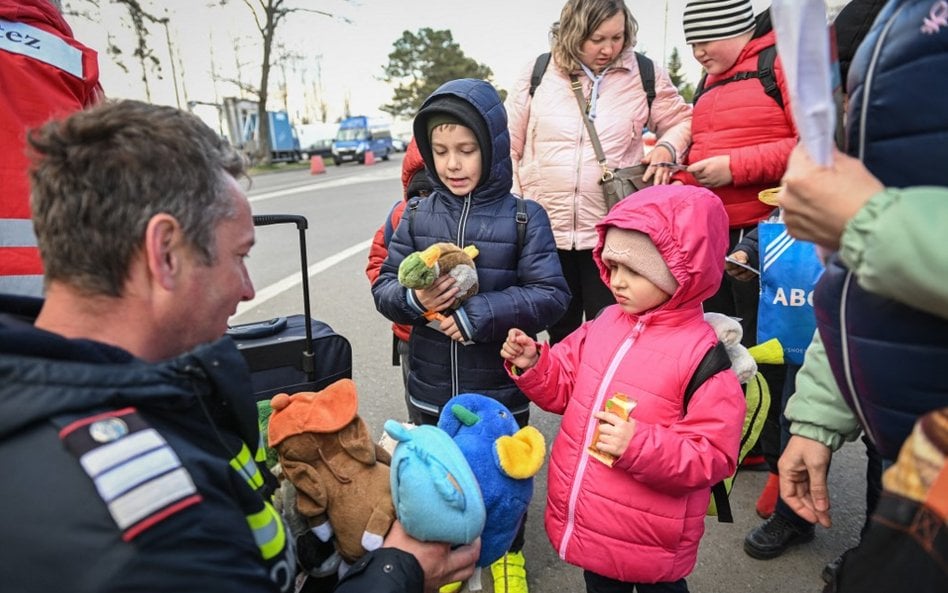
[437,394,546,566]
[383,420,485,545]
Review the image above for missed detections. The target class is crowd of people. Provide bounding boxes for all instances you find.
[1,0,945,592]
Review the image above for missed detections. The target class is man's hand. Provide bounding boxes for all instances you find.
[688,155,732,188]
[592,410,636,459]
[779,146,884,250]
[383,521,480,593]
[415,274,459,313]
[777,435,833,528]
[500,328,539,371]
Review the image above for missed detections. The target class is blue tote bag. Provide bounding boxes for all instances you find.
[757,221,824,365]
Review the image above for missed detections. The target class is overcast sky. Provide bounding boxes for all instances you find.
[69,0,844,133]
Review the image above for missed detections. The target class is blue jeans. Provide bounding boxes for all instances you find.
[583,571,689,593]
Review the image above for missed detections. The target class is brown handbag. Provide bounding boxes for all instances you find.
[569,75,649,211]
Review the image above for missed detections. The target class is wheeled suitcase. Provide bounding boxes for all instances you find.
[226,214,352,400]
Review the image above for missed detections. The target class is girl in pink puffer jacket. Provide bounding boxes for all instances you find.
[501,185,745,591]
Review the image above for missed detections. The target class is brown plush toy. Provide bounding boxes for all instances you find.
[268,379,396,566]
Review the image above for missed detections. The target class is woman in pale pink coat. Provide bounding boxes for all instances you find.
[505,0,692,345]
[501,185,745,592]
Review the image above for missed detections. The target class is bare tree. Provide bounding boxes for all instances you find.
[220,0,350,164]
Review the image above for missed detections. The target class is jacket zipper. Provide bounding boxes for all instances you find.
[558,318,644,559]
[842,6,902,449]
[451,193,473,397]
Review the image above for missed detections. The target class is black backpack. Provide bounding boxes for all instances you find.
[692,45,783,108]
[528,51,656,115]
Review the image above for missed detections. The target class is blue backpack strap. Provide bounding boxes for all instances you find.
[382,200,402,245]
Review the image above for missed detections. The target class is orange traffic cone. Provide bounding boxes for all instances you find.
[309,156,326,175]
[364,150,375,166]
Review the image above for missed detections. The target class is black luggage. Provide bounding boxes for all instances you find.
[226,214,352,400]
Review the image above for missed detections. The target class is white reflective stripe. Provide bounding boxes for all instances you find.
[0,219,38,247]
[0,275,43,297]
[0,19,84,78]
[79,429,165,476]
[94,446,182,501]
[107,467,198,530]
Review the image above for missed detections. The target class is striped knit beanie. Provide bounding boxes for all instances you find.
[683,0,755,44]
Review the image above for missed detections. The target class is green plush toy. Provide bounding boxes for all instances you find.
[398,242,479,321]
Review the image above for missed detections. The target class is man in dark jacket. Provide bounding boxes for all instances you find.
[0,100,477,593]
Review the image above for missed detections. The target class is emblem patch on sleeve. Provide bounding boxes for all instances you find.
[58,407,203,540]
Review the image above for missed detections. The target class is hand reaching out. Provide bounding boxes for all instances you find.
[592,410,636,459]
[500,328,539,371]
[777,435,833,528]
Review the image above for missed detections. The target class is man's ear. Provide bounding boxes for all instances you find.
[144,213,185,290]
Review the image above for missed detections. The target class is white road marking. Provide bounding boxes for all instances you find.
[233,239,372,320]
[248,166,401,203]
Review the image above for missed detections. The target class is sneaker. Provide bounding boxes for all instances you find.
[743,512,815,560]
[439,582,462,593]
[755,472,780,519]
[491,551,528,593]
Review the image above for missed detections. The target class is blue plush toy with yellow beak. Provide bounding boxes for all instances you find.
[437,393,546,567]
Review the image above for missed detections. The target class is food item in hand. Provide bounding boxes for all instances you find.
[587,394,637,467]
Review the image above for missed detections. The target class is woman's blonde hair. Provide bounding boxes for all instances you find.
[551,0,638,73]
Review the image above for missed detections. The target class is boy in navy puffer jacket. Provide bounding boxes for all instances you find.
[372,78,570,593]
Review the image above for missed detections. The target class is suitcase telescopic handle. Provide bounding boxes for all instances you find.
[251,214,315,380]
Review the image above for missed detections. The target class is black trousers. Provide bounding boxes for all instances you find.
[584,571,689,593]
[548,249,615,344]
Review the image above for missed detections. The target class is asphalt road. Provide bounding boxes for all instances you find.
[232,157,869,593]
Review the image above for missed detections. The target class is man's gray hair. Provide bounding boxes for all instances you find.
[28,100,246,296]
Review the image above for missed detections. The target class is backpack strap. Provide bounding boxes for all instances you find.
[634,51,656,114]
[682,341,735,523]
[406,198,421,247]
[529,51,655,115]
[514,196,528,256]
[382,200,402,245]
[692,45,783,109]
[529,53,552,97]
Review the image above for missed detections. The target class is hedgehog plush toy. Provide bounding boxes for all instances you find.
[398,242,479,321]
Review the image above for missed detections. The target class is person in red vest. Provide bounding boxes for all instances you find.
[0,0,102,296]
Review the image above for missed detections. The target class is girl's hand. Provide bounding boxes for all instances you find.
[592,410,636,458]
[688,155,732,188]
[415,274,459,312]
[500,328,539,371]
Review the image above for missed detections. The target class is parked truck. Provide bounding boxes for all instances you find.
[221,97,301,163]
[331,116,393,165]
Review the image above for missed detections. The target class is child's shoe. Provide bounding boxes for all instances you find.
[440,582,462,593]
[490,551,528,593]
[755,472,780,519]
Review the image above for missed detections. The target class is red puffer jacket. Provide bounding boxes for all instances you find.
[365,139,426,342]
[677,30,797,229]
[0,0,102,296]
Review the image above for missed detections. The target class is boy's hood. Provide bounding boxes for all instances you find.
[412,78,512,201]
[594,185,729,311]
